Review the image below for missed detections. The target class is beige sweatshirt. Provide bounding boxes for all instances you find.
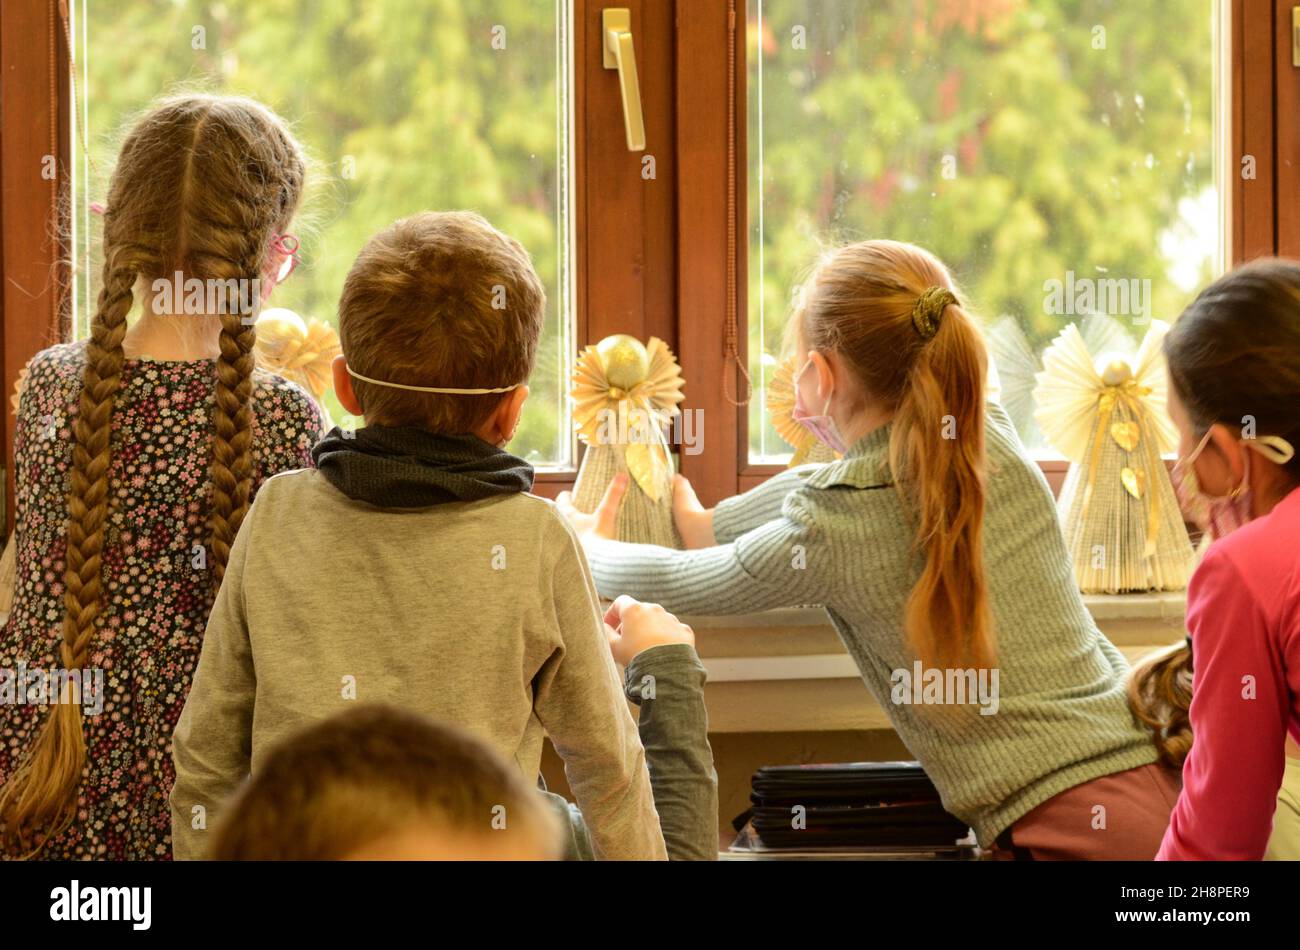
[169,468,666,860]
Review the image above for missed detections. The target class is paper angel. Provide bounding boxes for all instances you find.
[570,334,686,548]
[1033,318,1194,594]
[254,308,343,427]
[765,353,839,467]
[988,314,1137,449]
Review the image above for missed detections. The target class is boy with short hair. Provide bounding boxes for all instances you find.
[170,211,666,860]
[211,705,566,861]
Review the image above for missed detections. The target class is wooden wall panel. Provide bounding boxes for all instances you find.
[1,0,68,535]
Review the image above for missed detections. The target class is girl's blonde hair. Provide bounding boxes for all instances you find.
[797,240,994,671]
[0,94,306,854]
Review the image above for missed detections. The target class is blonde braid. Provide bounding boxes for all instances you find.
[209,312,257,580]
[0,260,135,852]
[190,103,305,579]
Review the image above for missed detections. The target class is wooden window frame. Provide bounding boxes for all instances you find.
[1,0,71,534]
[535,0,681,497]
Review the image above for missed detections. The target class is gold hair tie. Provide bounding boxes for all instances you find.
[912,287,956,341]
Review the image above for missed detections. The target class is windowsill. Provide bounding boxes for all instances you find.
[679,591,1189,733]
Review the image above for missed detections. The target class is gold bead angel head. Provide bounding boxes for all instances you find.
[1033,318,1194,593]
[254,308,343,423]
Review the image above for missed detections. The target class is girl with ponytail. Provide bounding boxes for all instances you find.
[0,95,323,858]
[569,240,1179,858]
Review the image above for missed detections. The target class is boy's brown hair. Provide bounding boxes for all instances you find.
[338,211,546,433]
[210,705,562,860]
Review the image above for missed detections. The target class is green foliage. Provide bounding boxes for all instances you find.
[748,0,1218,456]
[77,0,567,463]
[77,1,1219,462]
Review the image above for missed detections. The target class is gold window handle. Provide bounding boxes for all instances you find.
[602,8,646,152]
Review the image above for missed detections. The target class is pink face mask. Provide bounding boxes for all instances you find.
[791,357,849,455]
[1171,428,1296,541]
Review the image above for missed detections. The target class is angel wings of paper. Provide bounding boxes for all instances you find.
[1033,318,1193,593]
[571,334,686,547]
[765,353,839,467]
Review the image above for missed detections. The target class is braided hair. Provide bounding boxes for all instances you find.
[0,95,306,853]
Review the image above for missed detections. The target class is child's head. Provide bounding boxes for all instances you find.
[99,94,306,569]
[0,95,306,853]
[332,211,545,442]
[211,705,563,860]
[793,239,993,671]
[1165,259,1300,513]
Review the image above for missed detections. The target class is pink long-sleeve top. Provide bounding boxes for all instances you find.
[1157,486,1300,860]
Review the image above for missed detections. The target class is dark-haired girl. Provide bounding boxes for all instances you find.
[0,95,322,859]
[1153,259,1300,860]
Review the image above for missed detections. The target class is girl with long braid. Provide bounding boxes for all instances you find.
[0,95,322,858]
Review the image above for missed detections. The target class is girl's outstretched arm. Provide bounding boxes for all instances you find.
[585,490,829,616]
[708,466,821,544]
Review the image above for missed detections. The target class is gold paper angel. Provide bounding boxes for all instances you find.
[254,308,342,426]
[1033,318,1193,594]
[571,334,686,547]
[765,353,839,466]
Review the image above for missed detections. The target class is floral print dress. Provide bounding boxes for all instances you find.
[0,341,323,859]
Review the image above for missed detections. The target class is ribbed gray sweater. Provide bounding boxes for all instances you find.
[588,405,1158,847]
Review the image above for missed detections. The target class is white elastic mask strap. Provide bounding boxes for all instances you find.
[347,366,519,395]
[1246,435,1297,466]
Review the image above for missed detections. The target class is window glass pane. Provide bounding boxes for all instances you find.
[747,0,1224,461]
[72,0,574,468]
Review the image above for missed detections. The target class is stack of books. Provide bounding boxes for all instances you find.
[728,761,977,860]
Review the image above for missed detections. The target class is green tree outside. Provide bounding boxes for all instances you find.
[75,0,568,464]
[75,1,1219,463]
[748,0,1218,458]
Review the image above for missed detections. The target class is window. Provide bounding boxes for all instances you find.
[70,0,575,468]
[0,1,1280,523]
[745,0,1227,462]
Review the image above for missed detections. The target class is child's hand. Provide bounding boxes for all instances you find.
[603,595,694,667]
[672,474,716,549]
[556,473,627,541]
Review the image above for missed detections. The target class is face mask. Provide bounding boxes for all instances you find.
[791,356,849,455]
[1171,429,1296,541]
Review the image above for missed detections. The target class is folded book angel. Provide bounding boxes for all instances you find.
[570,334,686,547]
[765,353,839,467]
[1033,319,1194,594]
